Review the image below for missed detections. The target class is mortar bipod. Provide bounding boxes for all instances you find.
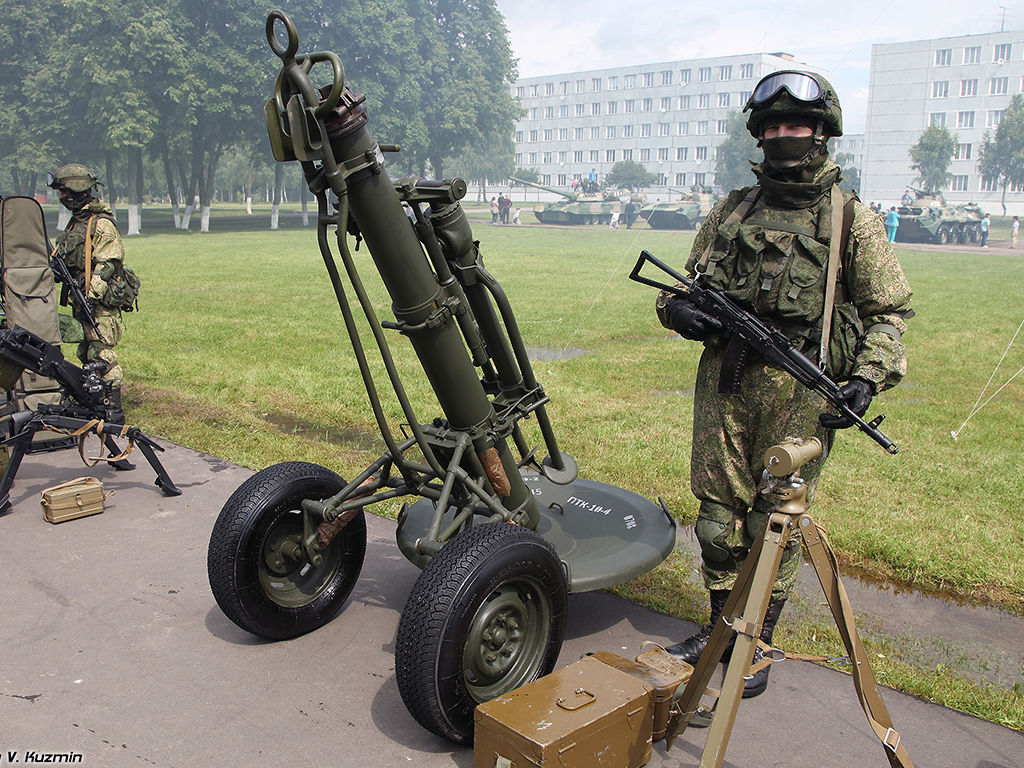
[666,437,915,768]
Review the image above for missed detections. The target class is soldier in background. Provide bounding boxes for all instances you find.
[48,163,128,424]
[655,71,913,698]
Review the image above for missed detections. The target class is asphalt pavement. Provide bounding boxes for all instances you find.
[1,439,1020,767]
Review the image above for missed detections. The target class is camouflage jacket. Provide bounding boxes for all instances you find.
[657,159,913,392]
[54,200,125,307]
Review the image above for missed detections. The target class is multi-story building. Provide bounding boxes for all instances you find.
[511,53,827,196]
[862,30,1024,212]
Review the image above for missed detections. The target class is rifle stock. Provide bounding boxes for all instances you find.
[630,250,898,454]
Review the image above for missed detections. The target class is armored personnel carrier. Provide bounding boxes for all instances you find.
[509,177,621,225]
[896,191,983,244]
[639,188,716,230]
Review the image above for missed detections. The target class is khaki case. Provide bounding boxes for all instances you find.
[589,650,693,741]
[41,476,105,523]
[473,655,654,768]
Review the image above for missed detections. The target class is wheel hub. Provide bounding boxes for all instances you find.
[466,588,530,683]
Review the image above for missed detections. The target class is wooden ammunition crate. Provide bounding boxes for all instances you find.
[474,655,654,768]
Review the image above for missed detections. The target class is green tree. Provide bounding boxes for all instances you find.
[977,95,1024,216]
[508,167,539,200]
[714,112,759,192]
[908,125,957,194]
[446,133,515,201]
[605,160,657,191]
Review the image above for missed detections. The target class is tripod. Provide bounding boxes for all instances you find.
[666,437,915,768]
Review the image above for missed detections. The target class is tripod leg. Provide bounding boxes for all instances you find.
[0,430,36,516]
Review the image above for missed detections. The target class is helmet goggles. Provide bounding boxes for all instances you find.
[745,71,829,111]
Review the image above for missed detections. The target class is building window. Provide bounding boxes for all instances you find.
[544,106,553,119]
[699,67,712,82]
[658,147,669,161]
[950,174,969,191]
[516,86,525,98]
[608,76,618,90]
[590,126,600,139]
[515,131,523,143]
[515,153,522,165]
[995,43,1012,62]
[981,176,998,192]
[623,124,634,138]
[529,107,538,119]
[954,143,972,160]
[606,149,616,162]
[641,123,652,137]
[697,121,709,135]
[680,69,691,84]
[560,104,569,118]
[543,129,552,141]
[624,74,636,89]
[739,91,751,105]
[529,129,537,142]
[717,120,729,134]
[642,72,655,87]
[661,96,672,111]
[592,77,601,91]
[932,81,949,98]
[930,112,946,127]
[606,126,616,139]
[960,79,977,96]
[988,110,1004,127]
[625,99,635,113]
[574,127,584,140]
[698,93,710,109]
[696,146,708,161]
[575,103,585,116]
[740,63,754,79]
[719,92,730,107]
[540,174,550,184]
[675,172,687,186]
[642,98,653,112]
[678,95,690,109]
[528,152,537,164]
[592,102,601,115]
[558,151,567,163]
[607,101,618,114]
[557,174,566,185]
[964,46,981,64]
[530,84,539,97]
[677,121,689,135]
[661,70,673,85]
[543,152,552,164]
[589,150,599,163]
[957,111,975,128]
[656,122,668,136]
[640,148,651,161]
[676,147,688,160]
[622,149,632,160]
[935,48,952,66]
[559,81,569,95]
[694,172,706,187]
[991,77,1009,95]
[719,65,732,80]
[573,150,584,163]
[545,82,554,96]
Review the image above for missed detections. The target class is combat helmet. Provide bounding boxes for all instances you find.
[743,70,842,139]
[47,163,100,193]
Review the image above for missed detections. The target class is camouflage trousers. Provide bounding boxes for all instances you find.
[690,342,835,600]
[76,306,123,388]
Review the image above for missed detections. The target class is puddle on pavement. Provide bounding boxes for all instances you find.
[525,345,586,361]
[675,529,1023,690]
[263,410,382,451]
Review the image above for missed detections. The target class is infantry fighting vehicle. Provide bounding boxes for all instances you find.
[639,188,716,230]
[896,191,984,244]
[509,176,621,225]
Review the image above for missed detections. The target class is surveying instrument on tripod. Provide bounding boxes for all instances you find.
[665,436,915,768]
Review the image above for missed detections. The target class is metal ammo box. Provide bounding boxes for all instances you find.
[40,477,105,524]
[473,655,654,768]
[589,650,693,741]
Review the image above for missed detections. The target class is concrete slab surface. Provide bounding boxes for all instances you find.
[1,440,1020,767]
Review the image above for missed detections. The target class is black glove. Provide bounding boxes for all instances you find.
[664,296,723,341]
[819,377,875,429]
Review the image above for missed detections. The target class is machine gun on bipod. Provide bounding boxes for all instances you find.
[0,325,181,515]
[205,11,676,745]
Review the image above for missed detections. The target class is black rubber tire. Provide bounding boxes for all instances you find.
[938,226,950,244]
[207,461,366,640]
[394,523,567,743]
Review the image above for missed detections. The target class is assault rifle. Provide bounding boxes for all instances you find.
[629,249,899,454]
[49,251,101,338]
[0,324,181,515]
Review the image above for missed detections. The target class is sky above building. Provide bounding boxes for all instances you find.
[494,0,1020,134]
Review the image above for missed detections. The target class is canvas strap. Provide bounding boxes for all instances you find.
[819,184,844,369]
[84,214,98,296]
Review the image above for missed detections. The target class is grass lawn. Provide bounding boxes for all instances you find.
[111,216,1023,728]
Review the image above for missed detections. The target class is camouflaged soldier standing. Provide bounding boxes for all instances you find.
[49,163,129,425]
[655,71,913,698]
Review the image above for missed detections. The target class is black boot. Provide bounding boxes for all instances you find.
[742,598,785,698]
[665,589,729,664]
[104,388,135,471]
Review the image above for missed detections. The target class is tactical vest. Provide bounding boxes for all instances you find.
[697,184,863,379]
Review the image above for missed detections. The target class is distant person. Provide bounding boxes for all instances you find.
[490,197,499,224]
[1012,216,1019,248]
[624,198,637,229]
[498,194,512,224]
[980,213,991,247]
[588,168,597,183]
[901,189,914,206]
[884,206,900,242]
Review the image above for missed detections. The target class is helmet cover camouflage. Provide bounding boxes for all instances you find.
[48,163,100,193]
[744,70,843,139]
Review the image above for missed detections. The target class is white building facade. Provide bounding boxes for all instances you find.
[862,30,1024,213]
[511,53,827,196]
